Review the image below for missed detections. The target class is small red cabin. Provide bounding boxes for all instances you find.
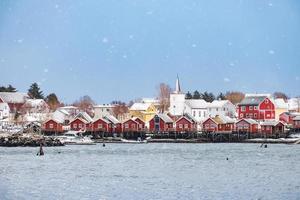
[90,118,109,132]
[202,115,235,132]
[235,118,258,133]
[43,119,64,133]
[260,121,285,135]
[202,118,218,132]
[70,118,90,131]
[149,114,174,132]
[293,116,300,129]
[122,119,139,132]
[132,117,145,131]
[175,115,196,132]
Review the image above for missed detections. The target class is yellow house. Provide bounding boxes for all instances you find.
[129,102,158,122]
[274,98,288,120]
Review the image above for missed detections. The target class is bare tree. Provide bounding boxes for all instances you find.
[273,92,289,101]
[73,95,95,116]
[112,101,129,119]
[225,91,245,105]
[157,83,172,113]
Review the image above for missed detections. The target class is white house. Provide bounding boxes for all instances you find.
[207,100,236,118]
[0,102,10,120]
[288,98,300,112]
[21,99,50,114]
[184,99,209,122]
[169,76,186,116]
[94,104,115,118]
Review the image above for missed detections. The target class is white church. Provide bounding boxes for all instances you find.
[169,76,236,122]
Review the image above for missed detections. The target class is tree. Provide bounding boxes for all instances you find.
[112,101,129,118]
[216,92,226,100]
[157,83,172,112]
[45,93,60,111]
[73,95,95,116]
[202,91,215,102]
[273,92,288,101]
[185,91,192,99]
[225,91,245,105]
[0,84,17,92]
[28,83,44,99]
[193,90,201,99]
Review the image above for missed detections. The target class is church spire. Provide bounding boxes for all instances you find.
[175,75,181,93]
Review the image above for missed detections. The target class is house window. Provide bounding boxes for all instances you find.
[49,123,53,129]
[98,124,103,129]
[139,124,143,128]
[254,113,257,118]
[266,126,270,130]
[193,111,196,117]
[205,124,209,128]
[241,106,246,111]
[246,114,249,118]
[254,106,258,110]
[73,124,77,128]
[216,108,218,111]
[179,124,183,128]
[265,99,269,103]
[240,113,243,118]
[249,113,253,118]
[78,124,82,128]
[199,111,201,117]
[223,108,226,111]
[131,124,136,129]
[249,106,253,110]
[184,124,188,129]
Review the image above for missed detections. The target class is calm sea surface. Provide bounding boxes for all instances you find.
[0,143,299,200]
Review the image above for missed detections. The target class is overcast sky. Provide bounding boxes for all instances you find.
[0,0,300,103]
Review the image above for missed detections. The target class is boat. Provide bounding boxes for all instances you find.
[120,137,151,144]
[57,131,95,145]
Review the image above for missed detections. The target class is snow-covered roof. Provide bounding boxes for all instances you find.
[260,121,283,126]
[104,115,120,124]
[0,102,9,111]
[74,112,93,123]
[130,102,152,111]
[93,117,111,124]
[218,115,236,123]
[237,118,258,124]
[238,96,268,106]
[24,99,48,107]
[0,92,28,104]
[245,93,272,98]
[293,116,300,121]
[132,117,144,123]
[185,99,208,109]
[288,98,300,111]
[156,113,173,123]
[274,98,288,109]
[94,104,115,108]
[141,98,159,104]
[58,106,78,110]
[208,100,231,108]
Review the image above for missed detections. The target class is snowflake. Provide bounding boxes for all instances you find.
[44,68,49,73]
[268,50,275,54]
[191,44,197,48]
[102,37,108,43]
[224,78,230,82]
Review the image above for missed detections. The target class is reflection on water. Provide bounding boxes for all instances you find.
[0,143,299,200]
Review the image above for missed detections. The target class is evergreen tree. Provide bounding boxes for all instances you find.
[45,93,60,110]
[216,92,226,100]
[193,90,201,99]
[185,91,192,99]
[0,84,17,92]
[28,83,44,99]
[202,91,215,102]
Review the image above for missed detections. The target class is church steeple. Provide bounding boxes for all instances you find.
[175,75,181,94]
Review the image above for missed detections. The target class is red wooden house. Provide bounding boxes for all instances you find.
[202,115,235,132]
[149,114,174,132]
[235,118,258,133]
[0,92,28,113]
[279,112,300,125]
[122,118,139,132]
[104,115,122,133]
[90,118,110,132]
[292,116,300,129]
[238,96,275,120]
[260,121,285,135]
[42,119,64,133]
[70,112,93,131]
[175,114,197,132]
[132,117,145,131]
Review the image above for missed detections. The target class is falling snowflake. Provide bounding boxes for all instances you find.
[102,37,108,43]
[44,68,49,73]
[122,54,128,59]
[268,3,273,7]
[191,44,197,48]
[224,78,230,82]
[146,10,153,15]
[17,39,23,43]
[268,50,275,55]
[228,42,232,46]
[129,35,134,39]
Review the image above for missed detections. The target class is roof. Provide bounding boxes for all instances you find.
[185,99,208,109]
[74,112,93,123]
[208,100,231,108]
[94,104,115,108]
[274,98,288,109]
[0,92,28,104]
[156,113,173,123]
[92,117,111,124]
[176,113,196,123]
[0,102,9,111]
[103,115,120,124]
[130,102,152,111]
[237,118,258,124]
[245,93,272,98]
[260,121,283,126]
[132,117,144,123]
[238,96,268,106]
[23,99,48,107]
[293,116,300,121]
[204,115,235,125]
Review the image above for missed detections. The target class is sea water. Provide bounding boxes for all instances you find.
[0,143,299,200]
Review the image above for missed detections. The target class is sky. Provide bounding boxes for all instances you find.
[0,0,300,104]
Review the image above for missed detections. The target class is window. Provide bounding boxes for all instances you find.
[254,113,257,118]
[241,106,246,111]
[125,124,129,129]
[193,111,196,117]
[139,124,143,128]
[205,124,209,128]
[49,123,53,129]
[131,124,136,129]
[199,111,201,117]
[98,124,103,129]
[184,124,188,129]
[266,126,270,130]
[223,108,226,111]
[179,124,183,128]
[246,114,249,118]
[254,106,258,110]
[78,124,82,128]
[73,124,77,128]
[240,113,243,118]
[249,113,253,118]
[265,99,269,103]
[249,106,253,110]
[216,108,218,111]
[210,124,215,128]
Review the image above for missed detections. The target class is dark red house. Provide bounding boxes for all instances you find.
[279,112,300,125]
[132,117,146,131]
[149,114,174,132]
[202,115,235,132]
[238,96,275,120]
[42,119,64,133]
[260,121,285,135]
[104,115,122,133]
[292,116,300,129]
[90,118,110,132]
[122,119,139,132]
[235,118,258,133]
[0,92,28,113]
[175,114,196,132]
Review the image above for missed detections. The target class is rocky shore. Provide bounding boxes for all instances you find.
[0,133,64,147]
